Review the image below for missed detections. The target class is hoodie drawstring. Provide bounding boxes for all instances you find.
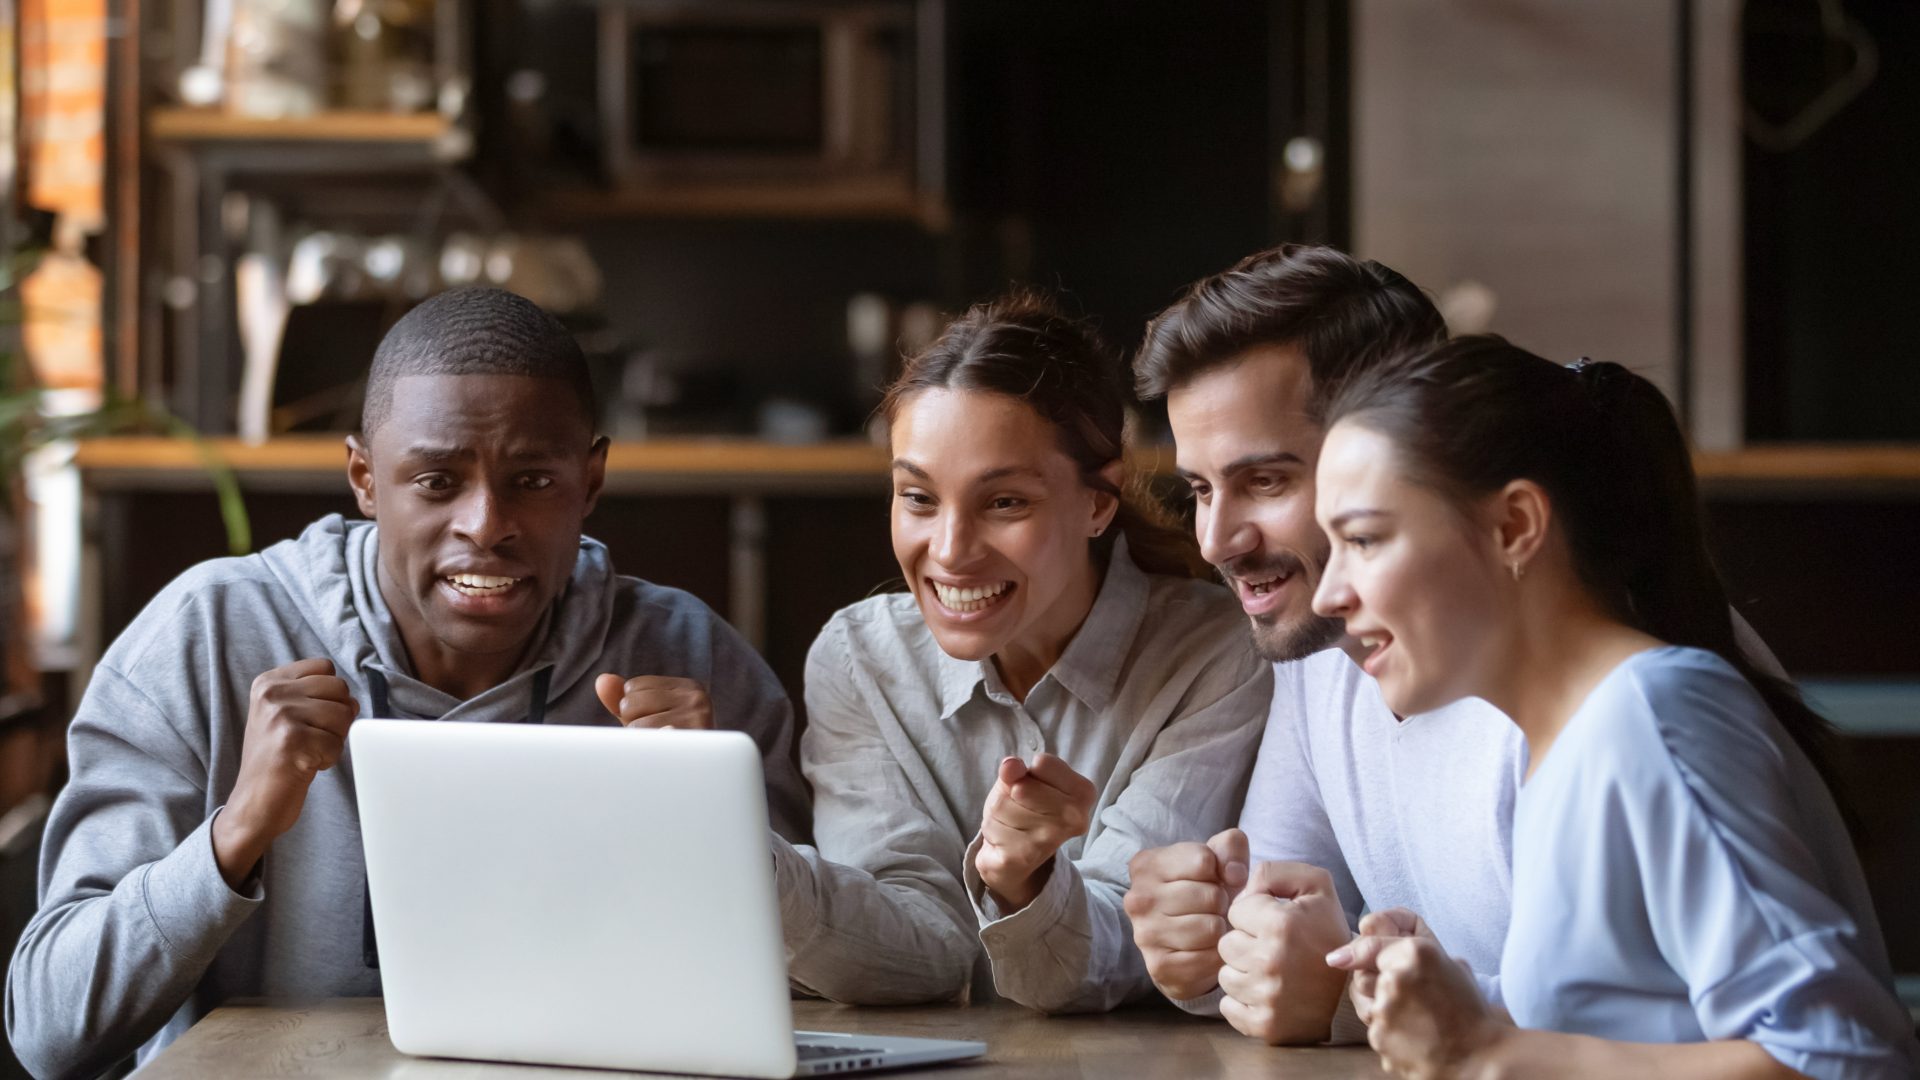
[361,666,554,969]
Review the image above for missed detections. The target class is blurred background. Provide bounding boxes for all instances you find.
[0,1,1917,1069]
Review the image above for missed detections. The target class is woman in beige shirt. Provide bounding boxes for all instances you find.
[771,293,1271,1012]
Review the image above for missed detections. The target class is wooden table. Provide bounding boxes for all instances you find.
[132,998,1380,1078]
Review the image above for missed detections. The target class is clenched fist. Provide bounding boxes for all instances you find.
[975,753,1095,912]
[1124,828,1249,1001]
[1326,933,1501,1079]
[1216,861,1352,1044]
[594,673,714,729]
[213,659,359,889]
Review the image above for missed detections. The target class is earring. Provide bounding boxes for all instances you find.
[1091,524,1106,538]
[1509,560,1524,583]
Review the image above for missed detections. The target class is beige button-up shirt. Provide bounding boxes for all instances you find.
[772,539,1272,1012]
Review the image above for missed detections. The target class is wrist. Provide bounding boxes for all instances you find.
[1456,1017,1521,1080]
[985,855,1054,913]
[211,800,272,889]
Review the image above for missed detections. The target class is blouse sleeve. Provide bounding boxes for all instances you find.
[772,616,980,1005]
[1622,666,1918,1080]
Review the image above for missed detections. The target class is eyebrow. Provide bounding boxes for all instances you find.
[890,459,1045,484]
[397,444,572,465]
[1328,508,1387,529]
[1174,450,1305,484]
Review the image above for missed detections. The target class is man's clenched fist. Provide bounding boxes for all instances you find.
[1124,827,1250,1001]
[213,659,358,889]
[594,673,714,729]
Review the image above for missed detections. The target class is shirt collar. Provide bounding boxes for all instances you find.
[931,534,1151,718]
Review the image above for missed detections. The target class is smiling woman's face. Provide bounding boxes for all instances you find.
[889,388,1116,665]
[1310,421,1508,716]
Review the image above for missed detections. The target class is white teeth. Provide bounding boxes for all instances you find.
[448,573,518,592]
[1361,636,1383,648]
[1246,576,1285,596]
[931,580,1010,612]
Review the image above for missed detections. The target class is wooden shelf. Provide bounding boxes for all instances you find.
[73,436,892,496]
[1692,444,1920,483]
[75,438,1920,490]
[148,108,453,143]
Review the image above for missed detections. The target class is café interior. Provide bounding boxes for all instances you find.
[0,1,1916,1076]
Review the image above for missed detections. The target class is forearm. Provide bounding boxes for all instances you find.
[772,834,976,1004]
[1471,1028,1805,1080]
[6,815,261,1080]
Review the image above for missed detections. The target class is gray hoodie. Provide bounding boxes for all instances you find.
[5,515,809,1079]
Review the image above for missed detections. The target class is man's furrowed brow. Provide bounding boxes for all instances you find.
[1221,450,1307,477]
[397,444,471,465]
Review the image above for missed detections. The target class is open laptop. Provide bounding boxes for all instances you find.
[351,720,985,1077]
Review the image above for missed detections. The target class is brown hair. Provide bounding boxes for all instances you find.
[881,291,1212,580]
[1325,335,1837,783]
[1135,243,1446,418]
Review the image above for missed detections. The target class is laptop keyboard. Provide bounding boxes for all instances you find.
[796,1043,886,1061]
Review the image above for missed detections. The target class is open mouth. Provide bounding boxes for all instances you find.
[1231,569,1294,615]
[929,579,1013,615]
[1355,631,1394,675]
[443,573,523,598]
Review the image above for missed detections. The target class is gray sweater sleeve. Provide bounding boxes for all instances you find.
[5,663,262,1080]
[772,623,977,1005]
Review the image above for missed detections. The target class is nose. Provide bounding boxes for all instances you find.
[1196,495,1256,570]
[1312,548,1355,620]
[931,508,981,569]
[450,484,521,551]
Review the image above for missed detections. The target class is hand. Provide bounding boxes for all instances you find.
[1336,907,1437,1025]
[594,673,714,729]
[1124,828,1249,1001]
[1216,861,1352,1044]
[213,659,358,889]
[1327,935,1504,1079]
[974,753,1096,912]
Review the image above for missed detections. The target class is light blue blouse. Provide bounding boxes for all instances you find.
[1502,646,1919,1079]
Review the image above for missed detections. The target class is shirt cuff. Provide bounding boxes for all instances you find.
[1326,985,1370,1045]
[1170,986,1225,1017]
[769,831,820,949]
[140,809,265,963]
[961,834,1076,940]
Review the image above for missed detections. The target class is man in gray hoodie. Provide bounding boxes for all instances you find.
[4,288,810,1079]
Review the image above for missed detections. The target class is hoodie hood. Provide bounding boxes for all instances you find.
[255,514,617,720]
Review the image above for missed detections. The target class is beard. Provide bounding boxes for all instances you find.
[1218,548,1343,663]
[1248,608,1344,663]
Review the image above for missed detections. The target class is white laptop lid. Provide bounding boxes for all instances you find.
[351,720,799,1077]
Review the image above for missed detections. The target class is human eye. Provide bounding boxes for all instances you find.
[518,472,556,492]
[989,495,1029,513]
[895,488,935,512]
[1186,480,1211,505]
[413,472,455,495]
[1249,471,1289,496]
[1343,533,1376,552]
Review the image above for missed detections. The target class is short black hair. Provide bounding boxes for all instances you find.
[1134,244,1446,418]
[361,287,597,436]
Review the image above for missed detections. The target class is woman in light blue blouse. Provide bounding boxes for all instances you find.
[1306,336,1918,1079]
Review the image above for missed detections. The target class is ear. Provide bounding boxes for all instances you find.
[346,434,378,519]
[1091,460,1125,536]
[1490,479,1551,575]
[581,435,611,518]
